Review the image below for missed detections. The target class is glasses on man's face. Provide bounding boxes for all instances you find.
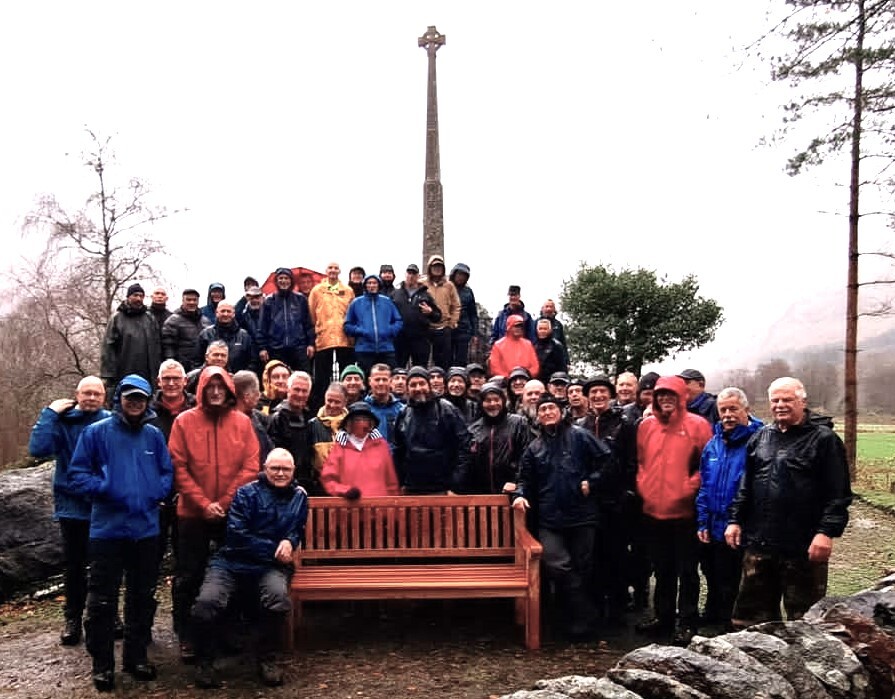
[267,466,292,474]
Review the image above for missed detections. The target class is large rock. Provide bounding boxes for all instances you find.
[686,635,796,698]
[752,621,872,699]
[498,691,575,699]
[804,603,895,699]
[806,590,895,635]
[606,668,709,699]
[719,630,831,699]
[614,643,795,699]
[0,463,62,600]
[535,675,644,698]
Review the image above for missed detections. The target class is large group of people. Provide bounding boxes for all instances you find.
[30,258,853,690]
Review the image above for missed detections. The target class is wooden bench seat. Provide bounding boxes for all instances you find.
[289,495,543,649]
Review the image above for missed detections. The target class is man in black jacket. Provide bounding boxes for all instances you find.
[467,383,530,494]
[512,393,613,640]
[392,366,471,494]
[162,289,211,373]
[725,376,852,627]
[391,265,442,369]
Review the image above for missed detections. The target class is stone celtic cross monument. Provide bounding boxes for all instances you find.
[419,25,445,268]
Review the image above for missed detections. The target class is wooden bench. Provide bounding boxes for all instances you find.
[289,494,543,650]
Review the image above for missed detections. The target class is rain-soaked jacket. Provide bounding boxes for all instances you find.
[168,366,260,519]
[68,375,173,540]
[636,376,713,520]
[728,410,852,556]
[343,275,403,354]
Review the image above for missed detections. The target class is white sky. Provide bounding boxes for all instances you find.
[3,1,892,379]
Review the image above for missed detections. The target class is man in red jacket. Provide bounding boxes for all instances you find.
[167,366,259,662]
[635,375,712,646]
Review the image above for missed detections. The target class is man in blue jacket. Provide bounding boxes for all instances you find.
[28,376,111,646]
[343,274,403,377]
[190,448,308,689]
[68,374,174,692]
[258,267,316,373]
[695,387,762,629]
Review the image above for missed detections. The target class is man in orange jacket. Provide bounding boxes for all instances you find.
[635,375,712,646]
[167,366,259,662]
[488,314,539,379]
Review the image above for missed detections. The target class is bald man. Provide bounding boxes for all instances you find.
[29,376,112,646]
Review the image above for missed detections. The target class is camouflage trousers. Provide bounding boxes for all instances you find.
[731,548,828,628]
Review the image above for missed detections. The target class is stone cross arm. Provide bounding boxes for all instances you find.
[418,26,446,52]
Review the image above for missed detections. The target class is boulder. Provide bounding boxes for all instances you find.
[806,604,895,699]
[0,463,62,600]
[614,643,795,699]
[535,675,644,698]
[606,668,709,699]
[686,635,796,698]
[719,630,831,699]
[805,590,895,635]
[752,621,872,699]
[499,691,574,699]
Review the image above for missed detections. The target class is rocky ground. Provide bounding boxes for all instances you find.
[1,499,893,698]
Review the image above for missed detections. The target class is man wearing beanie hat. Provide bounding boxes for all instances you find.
[467,383,530,494]
[444,366,479,424]
[101,283,162,394]
[339,363,367,405]
[624,371,660,422]
[378,264,396,296]
[512,391,613,640]
[393,365,472,494]
[490,284,536,345]
[258,267,316,374]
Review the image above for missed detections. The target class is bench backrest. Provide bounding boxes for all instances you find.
[298,495,517,562]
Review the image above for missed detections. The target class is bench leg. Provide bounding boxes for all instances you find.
[514,598,524,626]
[525,564,541,650]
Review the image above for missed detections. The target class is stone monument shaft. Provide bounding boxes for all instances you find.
[419,25,445,267]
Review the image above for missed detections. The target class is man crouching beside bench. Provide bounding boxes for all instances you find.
[190,448,308,688]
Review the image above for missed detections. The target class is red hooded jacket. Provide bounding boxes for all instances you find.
[488,314,540,378]
[636,375,712,520]
[169,366,260,518]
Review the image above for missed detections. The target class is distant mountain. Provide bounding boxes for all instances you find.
[754,289,895,361]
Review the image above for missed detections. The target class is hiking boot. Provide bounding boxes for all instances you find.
[123,662,157,681]
[180,640,196,664]
[195,662,221,689]
[113,615,125,640]
[258,658,283,687]
[92,670,114,692]
[60,618,82,646]
[634,617,673,637]
[672,624,696,647]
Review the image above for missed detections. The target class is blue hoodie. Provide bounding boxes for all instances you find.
[68,374,174,541]
[696,414,763,542]
[343,274,403,354]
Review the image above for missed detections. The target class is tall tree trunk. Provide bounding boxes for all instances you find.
[844,0,865,482]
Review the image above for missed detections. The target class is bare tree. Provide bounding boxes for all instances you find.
[22,129,178,327]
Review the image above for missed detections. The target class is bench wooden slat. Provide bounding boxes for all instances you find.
[291,495,542,650]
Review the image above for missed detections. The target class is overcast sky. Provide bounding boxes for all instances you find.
[3,2,891,380]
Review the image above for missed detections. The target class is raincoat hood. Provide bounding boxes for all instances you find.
[652,375,687,412]
[195,365,237,409]
[262,359,290,399]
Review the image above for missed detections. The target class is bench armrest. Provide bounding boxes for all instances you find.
[513,507,542,566]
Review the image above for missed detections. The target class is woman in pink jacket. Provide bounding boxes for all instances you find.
[321,402,400,499]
